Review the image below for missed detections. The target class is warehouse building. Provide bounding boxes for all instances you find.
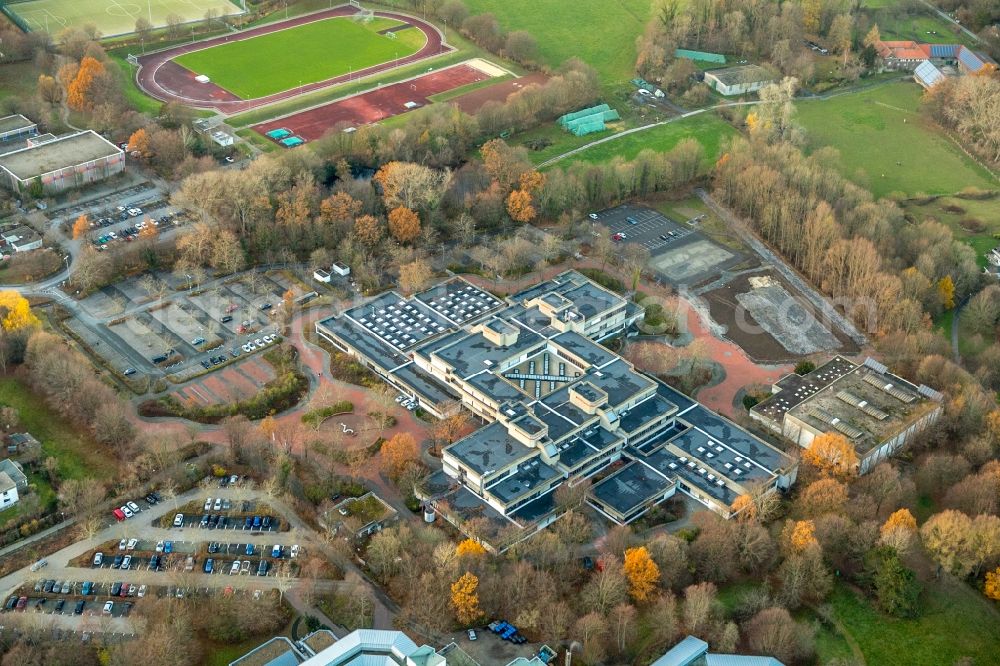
[703,64,774,95]
[0,130,124,194]
[750,356,943,474]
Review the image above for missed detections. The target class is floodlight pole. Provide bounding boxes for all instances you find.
[147,0,152,25]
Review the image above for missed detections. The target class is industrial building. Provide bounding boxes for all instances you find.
[0,130,124,193]
[320,272,797,547]
[750,356,943,474]
[702,64,774,96]
[0,114,37,143]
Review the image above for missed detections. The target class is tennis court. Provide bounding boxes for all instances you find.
[6,0,241,37]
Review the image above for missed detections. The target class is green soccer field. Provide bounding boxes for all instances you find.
[8,0,241,37]
[172,16,425,99]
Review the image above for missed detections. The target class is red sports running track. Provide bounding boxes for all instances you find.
[135,5,451,114]
[253,63,489,142]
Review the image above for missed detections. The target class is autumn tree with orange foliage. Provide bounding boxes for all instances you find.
[450,572,483,625]
[787,520,818,554]
[388,207,421,244]
[985,567,1000,601]
[127,128,150,157]
[623,546,660,602]
[802,432,858,479]
[353,215,383,247]
[519,170,546,193]
[67,56,105,111]
[506,189,536,223]
[455,539,486,558]
[380,432,419,480]
[480,138,529,191]
[72,215,90,240]
[319,192,362,224]
[879,508,918,555]
[373,161,447,211]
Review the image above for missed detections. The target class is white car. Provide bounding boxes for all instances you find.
[137,584,147,598]
[173,513,184,527]
[242,344,252,353]
[230,560,241,575]
[395,395,404,403]
[126,501,140,514]
[254,338,263,347]
[103,601,114,615]
[589,212,599,220]
[213,498,222,511]
[290,544,300,558]
[121,505,133,519]
[126,538,138,551]
[155,540,164,553]
[637,88,652,96]
[121,555,132,569]
[118,539,127,551]
[204,498,213,511]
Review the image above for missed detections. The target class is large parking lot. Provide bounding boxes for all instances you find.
[593,204,744,286]
[73,271,297,380]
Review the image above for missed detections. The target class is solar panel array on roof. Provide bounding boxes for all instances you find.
[418,281,502,324]
[836,390,888,420]
[862,373,916,403]
[958,46,987,72]
[929,44,958,58]
[353,296,449,351]
[810,407,864,439]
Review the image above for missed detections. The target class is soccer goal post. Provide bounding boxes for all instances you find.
[349,0,362,8]
[126,54,139,66]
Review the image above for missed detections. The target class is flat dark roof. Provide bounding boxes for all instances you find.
[619,394,677,434]
[390,362,460,407]
[433,326,544,379]
[590,461,672,516]
[445,421,535,476]
[317,316,406,373]
[551,330,618,367]
[587,359,654,408]
[487,459,560,504]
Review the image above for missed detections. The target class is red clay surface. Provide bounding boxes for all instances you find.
[449,73,549,114]
[136,5,451,113]
[254,63,489,142]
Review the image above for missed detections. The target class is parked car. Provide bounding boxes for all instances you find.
[230,560,241,575]
[74,600,85,615]
[271,544,282,558]
[257,560,269,576]
[290,544,300,559]
[468,629,477,641]
[103,601,114,615]
[173,514,184,527]
[61,581,70,594]
[121,555,132,569]
[92,553,103,567]
[204,498,213,511]
[126,538,138,551]
[164,541,173,554]
[110,582,122,596]
[118,539,127,551]
[126,501,140,514]
[155,540,164,553]
[137,585,146,598]
[113,508,126,522]
[204,558,214,574]
[213,498,222,511]
[120,505,133,519]
[81,582,93,595]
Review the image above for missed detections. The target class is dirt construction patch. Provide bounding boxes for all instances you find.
[449,72,549,114]
[702,270,860,363]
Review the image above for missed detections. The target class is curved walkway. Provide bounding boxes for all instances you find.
[135,5,452,114]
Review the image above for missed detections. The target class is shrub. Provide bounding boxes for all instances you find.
[794,361,815,375]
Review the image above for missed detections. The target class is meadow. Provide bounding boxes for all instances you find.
[173,16,423,98]
[796,82,996,198]
[462,0,650,83]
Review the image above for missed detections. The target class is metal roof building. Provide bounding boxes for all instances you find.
[914,60,946,89]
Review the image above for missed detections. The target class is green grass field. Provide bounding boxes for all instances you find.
[797,82,997,198]
[9,0,240,37]
[829,580,1000,666]
[0,377,117,482]
[173,16,424,99]
[462,0,650,83]
[556,113,736,169]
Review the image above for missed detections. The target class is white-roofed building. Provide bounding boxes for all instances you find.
[299,629,444,666]
[652,635,785,666]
